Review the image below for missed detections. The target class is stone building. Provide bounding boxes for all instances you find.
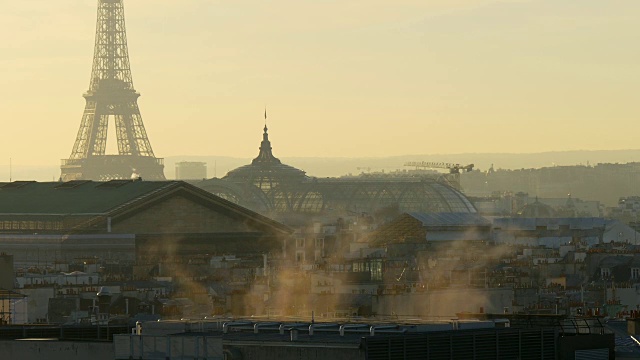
[0,180,292,264]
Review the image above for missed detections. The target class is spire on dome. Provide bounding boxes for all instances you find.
[252,117,281,165]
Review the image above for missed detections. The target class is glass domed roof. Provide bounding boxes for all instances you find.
[217,125,477,215]
[516,198,556,218]
[224,126,307,191]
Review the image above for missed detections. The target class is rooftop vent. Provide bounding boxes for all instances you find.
[55,180,91,189]
[96,180,133,188]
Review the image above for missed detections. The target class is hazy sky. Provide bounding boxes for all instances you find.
[1,0,639,167]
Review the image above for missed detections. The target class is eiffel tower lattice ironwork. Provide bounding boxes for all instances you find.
[61,0,165,181]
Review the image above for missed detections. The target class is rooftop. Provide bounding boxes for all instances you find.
[0,180,175,215]
[408,212,491,227]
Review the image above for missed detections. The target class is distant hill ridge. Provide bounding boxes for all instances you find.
[164,149,640,179]
[4,149,640,181]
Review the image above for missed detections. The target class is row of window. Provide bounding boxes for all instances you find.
[295,249,324,263]
[353,259,383,281]
[295,238,324,249]
[601,267,640,279]
[0,220,63,231]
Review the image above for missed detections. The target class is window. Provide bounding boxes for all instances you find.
[296,238,305,248]
[371,259,383,281]
[295,251,305,263]
[315,238,324,249]
[632,268,640,280]
[601,268,611,279]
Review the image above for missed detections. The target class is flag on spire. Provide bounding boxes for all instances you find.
[264,107,267,120]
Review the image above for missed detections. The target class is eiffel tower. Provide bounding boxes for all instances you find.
[61,0,165,181]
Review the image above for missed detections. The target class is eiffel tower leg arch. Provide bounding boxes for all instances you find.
[61,0,165,181]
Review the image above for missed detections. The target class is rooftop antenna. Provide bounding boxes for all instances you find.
[9,158,11,182]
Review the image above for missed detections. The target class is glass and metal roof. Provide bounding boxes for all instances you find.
[205,127,477,215]
[223,126,308,191]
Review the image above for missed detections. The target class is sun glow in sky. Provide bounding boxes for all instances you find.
[1,0,639,167]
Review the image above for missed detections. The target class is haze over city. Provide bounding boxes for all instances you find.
[3,1,640,359]
[2,0,639,176]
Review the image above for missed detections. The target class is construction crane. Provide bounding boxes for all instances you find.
[403,162,474,190]
[404,162,474,174]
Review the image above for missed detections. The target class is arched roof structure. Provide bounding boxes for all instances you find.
[198,126,477,215]
[273,179,476,214]
[196,178,271,214]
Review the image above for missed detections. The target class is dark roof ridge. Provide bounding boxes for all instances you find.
[76,181,293,235]
[103,181,180,215]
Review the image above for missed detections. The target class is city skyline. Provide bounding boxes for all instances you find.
[0,3,638,356]
[1,0,639,169]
